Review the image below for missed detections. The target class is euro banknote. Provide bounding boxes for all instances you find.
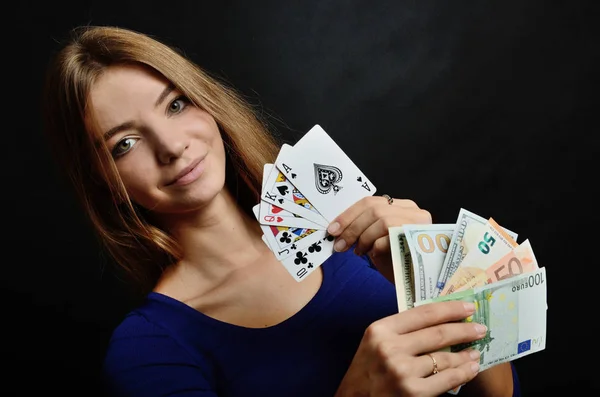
[433,208,518,297]
[452,239,539,293]
[439,217,518,296]
[415,267,547,371]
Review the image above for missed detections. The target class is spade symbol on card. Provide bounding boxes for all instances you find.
[314,163,343,195]
[277,186,289,195]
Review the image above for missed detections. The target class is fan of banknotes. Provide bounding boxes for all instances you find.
[390,207,548,377]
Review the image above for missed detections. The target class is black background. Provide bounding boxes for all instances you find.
[9,0,597,395]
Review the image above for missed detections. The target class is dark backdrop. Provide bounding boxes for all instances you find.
[10,0,597,395]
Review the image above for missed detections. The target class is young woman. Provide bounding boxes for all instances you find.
[42,26,519,396]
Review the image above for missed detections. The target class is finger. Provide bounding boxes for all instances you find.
[353,219,391,255]
[327,196,387,236]
[416,350,481,378]
[333,206,394,253]
[412,360,480,395]
[365,235,390,259]
[403,322,488,356]
[376,300,476,334]
[392,198,420,209]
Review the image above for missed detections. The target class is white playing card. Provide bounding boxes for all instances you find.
[275,124,377,223]
[252,204,335,279]
[278,233,335,282]
[262,234,274,251]
[259,164,325,229]
[252,201,276,252]
[252,204,326,260]
[261,158,328,228]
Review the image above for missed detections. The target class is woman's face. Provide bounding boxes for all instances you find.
[88,64,227,214]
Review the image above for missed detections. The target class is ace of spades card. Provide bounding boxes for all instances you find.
[274,125,377,224]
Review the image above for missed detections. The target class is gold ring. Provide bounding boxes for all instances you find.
[382,194,393,205]
[427,353,439,375]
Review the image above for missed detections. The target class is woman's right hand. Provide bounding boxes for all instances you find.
[335,300,485,397]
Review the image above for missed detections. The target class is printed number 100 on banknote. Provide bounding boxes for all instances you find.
[416,267,547,371]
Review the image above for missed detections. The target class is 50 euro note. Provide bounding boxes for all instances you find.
[416,267,548,372]
[402,224,455,303]
[434,208,518,297]
[453,239,539,293]
[440,218,518,296]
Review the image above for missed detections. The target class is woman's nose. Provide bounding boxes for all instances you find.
[152,124,190,164]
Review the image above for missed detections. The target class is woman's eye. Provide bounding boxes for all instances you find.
[168,96,190,115]
[112,137,139,157]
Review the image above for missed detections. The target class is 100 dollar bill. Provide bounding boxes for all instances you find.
[403,224,454,302]
[417,267,547,371]
[389,226,415,312]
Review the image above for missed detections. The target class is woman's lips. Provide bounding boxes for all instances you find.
[169,157,206,186]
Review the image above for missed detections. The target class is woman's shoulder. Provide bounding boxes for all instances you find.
[103,300,218,396]
[107,292,205,343]
[103,295,215,374]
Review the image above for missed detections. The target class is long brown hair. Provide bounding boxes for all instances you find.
[42,25,281,296]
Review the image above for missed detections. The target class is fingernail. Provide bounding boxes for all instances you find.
[334,239,347,252]
[470,362,480,373]
[463,302,475,313]
[328,222,340,234]
[474,323,487,335]
[469,349,480,361]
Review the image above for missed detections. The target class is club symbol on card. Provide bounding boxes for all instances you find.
[323,235,335,242]
[308,242,322,253]
[294,252,308,265]
[279,232,292,243]
[308,263,313,268]
[314,163,343,195]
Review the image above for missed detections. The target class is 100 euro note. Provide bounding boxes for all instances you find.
[416,267,548,371]
[434,208,518,297]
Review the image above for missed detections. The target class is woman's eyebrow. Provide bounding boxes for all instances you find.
[154,83,175,108]
[102,84,176,141]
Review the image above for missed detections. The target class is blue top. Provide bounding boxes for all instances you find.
[102,250,521,396]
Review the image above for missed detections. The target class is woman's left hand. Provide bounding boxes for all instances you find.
[326,196,432,282]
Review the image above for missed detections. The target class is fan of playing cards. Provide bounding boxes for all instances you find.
[252,124,377,281]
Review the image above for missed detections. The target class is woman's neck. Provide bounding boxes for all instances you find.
[156,188,268,286]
